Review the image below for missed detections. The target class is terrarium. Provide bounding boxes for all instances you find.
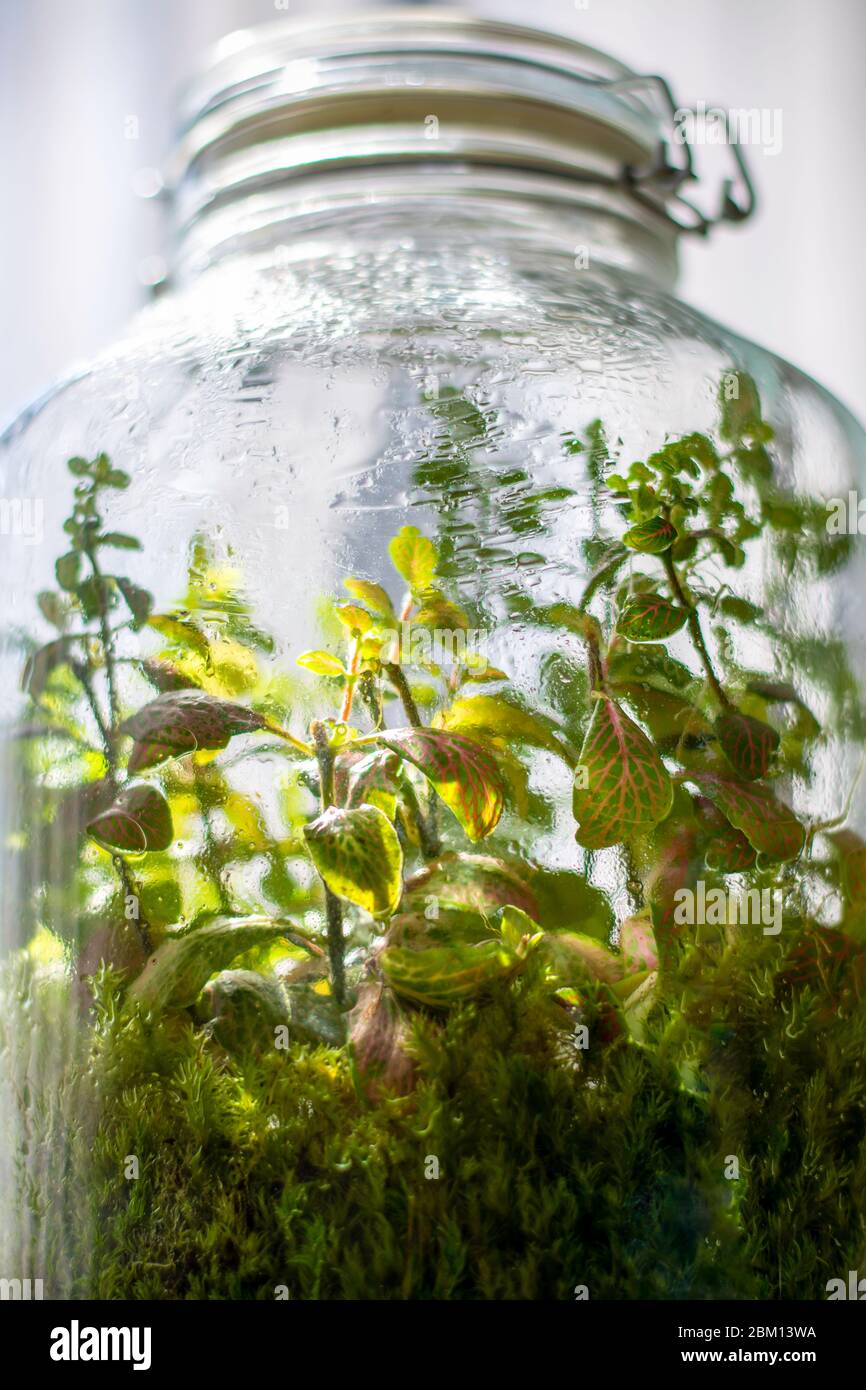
[1,11,865,1301]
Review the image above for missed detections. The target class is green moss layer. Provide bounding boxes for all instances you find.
[3,928,864,1300]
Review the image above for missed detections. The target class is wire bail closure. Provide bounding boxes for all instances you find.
[614,74,757,236]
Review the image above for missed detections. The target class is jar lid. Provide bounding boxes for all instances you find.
[172,8,755,241]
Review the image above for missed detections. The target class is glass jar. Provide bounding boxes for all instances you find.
[2,12,865,1302]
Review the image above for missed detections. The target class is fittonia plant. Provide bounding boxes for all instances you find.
[15,375,866,1101]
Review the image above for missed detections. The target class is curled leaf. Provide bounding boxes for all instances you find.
[129,915,307,1011]
[121,690,267,772]
[402,853,540,920]
[348,982,416,1100]
[87,782,173,853]
[344,577,396,621]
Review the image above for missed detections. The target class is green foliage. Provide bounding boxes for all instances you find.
[6,373,866,1301]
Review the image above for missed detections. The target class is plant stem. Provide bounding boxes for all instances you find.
[310,720,346,1008]
[582,622,607,697]
[264,721,314,756]
[358,670,383,731]
[398,771,441,860]
[83,541,121,732]
[76,665,116,776]
[384,662,422,727]
[662,549,731,709]
[340,639,361,723]
[384,663,441,855]
[112,854,152,955]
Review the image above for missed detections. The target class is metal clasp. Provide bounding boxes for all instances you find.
[609,73,757,236]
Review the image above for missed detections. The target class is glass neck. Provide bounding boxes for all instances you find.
[172,165,679,291]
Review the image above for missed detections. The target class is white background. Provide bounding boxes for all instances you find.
[1,0,864,427]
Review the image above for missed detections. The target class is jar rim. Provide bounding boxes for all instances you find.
[169,8,755,259]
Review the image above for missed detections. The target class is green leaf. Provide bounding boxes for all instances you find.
[378,728,505,841]
[434,694,571,761]
[98,532,141,551]
[334,602,373,635]
[617,594,688,643]
[87,782,173,853]
[540,931,624,986]
[412,592,470,633]
[22,637,78,697]
[67,456,92,477]
[388,525,438,592]
[121,690,267,772]
[715,710,779,780]
[746,678,820,737]
[402,853,540,921]
[694,795,757,872]
[687,772,805,861]
[36,591,68,629]
[116,576,153,628]
[344,749,400,817]
[572,696,673,849]
[55,552,82,591]
[622,516,676,554]
[147,612,211,659]
[381,937,525,1009]
[344,578,395,620]
[718,596,762,624]
[129,915,306,1011]
[76,575,116,621]
[303,805,403,919]
[297,649,347,677]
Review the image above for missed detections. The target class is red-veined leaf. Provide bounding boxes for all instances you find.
[572,696,673,849]
[622,516,676,554]
[378,727,505,841]
[617,593,688,643]
[715,710,779,780]
[687,772,805,861]
[121,690,267,772]
[402,852,540,920]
